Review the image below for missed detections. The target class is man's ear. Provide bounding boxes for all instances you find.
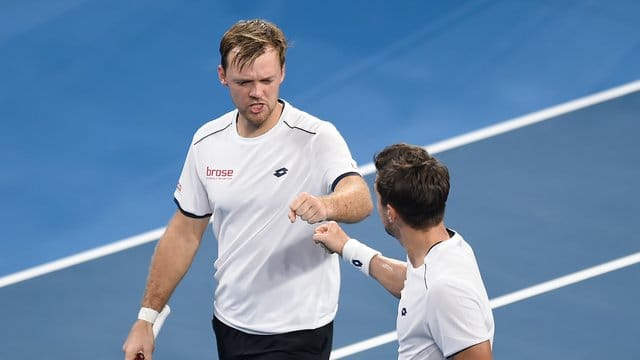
[218,65,227,85]
[281,63,286,83]
[386,204,396,223]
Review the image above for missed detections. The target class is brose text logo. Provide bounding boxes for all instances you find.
[206,166,235,180]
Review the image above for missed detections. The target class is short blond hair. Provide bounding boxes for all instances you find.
[219,19,288,71]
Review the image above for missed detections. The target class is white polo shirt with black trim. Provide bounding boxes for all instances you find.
[397,231,494,359]
[174,99,360,334]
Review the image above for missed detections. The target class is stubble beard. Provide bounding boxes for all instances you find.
[383,222,399,240]
[242,102,276,129]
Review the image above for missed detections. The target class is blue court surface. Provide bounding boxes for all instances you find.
[1,1,639,359]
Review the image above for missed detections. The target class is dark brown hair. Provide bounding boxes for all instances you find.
[374,143,450,229]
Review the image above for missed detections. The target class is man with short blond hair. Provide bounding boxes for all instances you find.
[123,19,373,360]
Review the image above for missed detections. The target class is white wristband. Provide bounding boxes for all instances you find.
[138,307,160,324]
[341,238,380,276]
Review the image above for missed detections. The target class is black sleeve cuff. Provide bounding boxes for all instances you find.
[173,197,212,219]
[331,171,362,192]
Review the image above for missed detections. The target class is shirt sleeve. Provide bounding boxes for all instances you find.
[173,143,212,218]
[311,122,360,193]
[426,280,493,357]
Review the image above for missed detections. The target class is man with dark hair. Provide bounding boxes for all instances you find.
[314,143,494,360]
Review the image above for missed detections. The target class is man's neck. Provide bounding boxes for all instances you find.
[402,224,450,268]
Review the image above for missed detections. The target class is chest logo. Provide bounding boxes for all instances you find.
[273,167,288,177]
[206,166,234,180]
[401,307,407,316]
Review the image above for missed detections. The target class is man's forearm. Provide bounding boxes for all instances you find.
[141,212,208,310]
[369,255,407,299]
[325,175,373,223]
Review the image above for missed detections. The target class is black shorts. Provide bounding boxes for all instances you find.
[212,316,333,360]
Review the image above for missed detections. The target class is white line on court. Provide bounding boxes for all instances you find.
[359,79,640,175]
[0,228,165,288]
[0,79,639,290]
[330,251,640,359]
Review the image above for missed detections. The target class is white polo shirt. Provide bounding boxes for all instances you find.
[174,99,360,334]
[397,231,494,359]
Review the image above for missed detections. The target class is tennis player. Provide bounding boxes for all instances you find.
[122,19,373,360]
[313,143,494,360]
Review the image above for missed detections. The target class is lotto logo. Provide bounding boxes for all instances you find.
[273,167,288,177]
[206,166,234,178]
